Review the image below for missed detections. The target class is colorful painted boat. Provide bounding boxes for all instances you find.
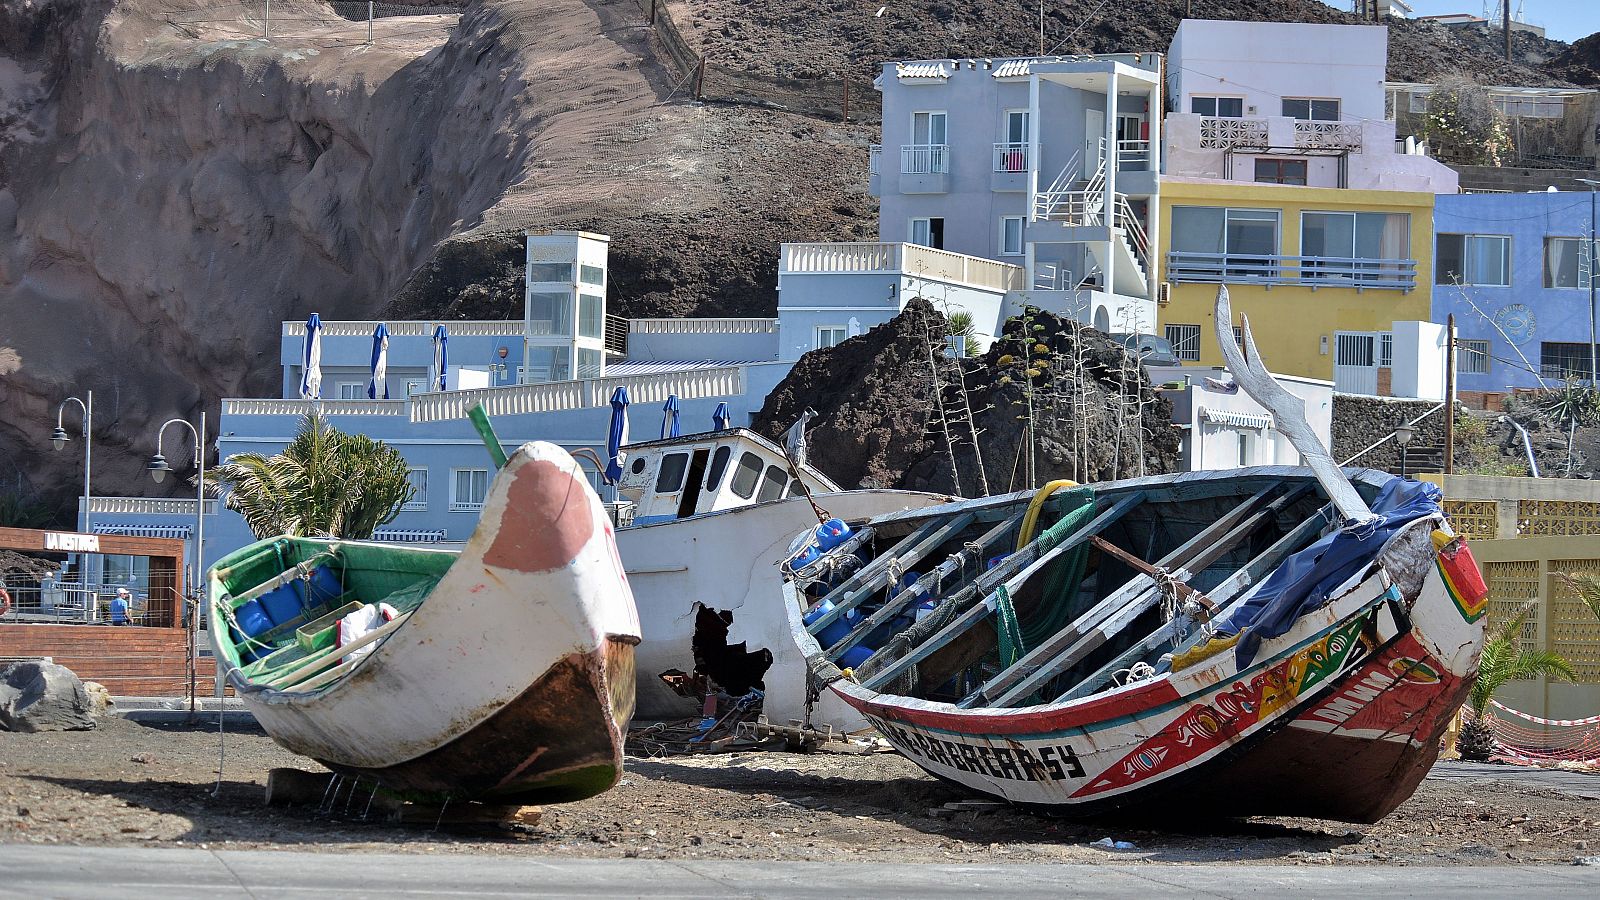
[208,442,640,804]
[780,288,1488,821]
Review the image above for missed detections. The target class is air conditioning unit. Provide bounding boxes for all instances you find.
[1157,282,1172,306]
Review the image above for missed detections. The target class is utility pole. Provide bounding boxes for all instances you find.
[1444,314,1456,475]
[367,1,374,45]
[1503,0,1512,62]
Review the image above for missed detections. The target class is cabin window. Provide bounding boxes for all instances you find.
[730,452,763,499]
[656,453,689,493]
[757,465,789,502]
[786,479,808,498]
[705,446,732,491]
[451,468,489,512]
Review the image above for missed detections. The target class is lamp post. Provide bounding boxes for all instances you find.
[1394,421,1416,479]
[148,412,208,720]
[1577,177,1599,386]
[50,391,93,608]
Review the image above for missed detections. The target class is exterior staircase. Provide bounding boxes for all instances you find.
[1031,142,1149,297]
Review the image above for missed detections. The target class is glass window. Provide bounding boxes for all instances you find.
[1436,234,1510,286]
[337,383,367,400]
[526,289,573,336]
[1282,98,1340,121]
[704,446,732,491]
[526,262,574,283]
[1005,110,1029,144]
[730,452,763,499]
[1301,212,1410,281]
[580,264,605,285]
[1253,159,1306,185]
[451,468,489,511]
[1545,237,1587,289]
[1165,324,1201,361]
[578,293,604,339]
[1378,332,1394,368]
[575,347,603,380]
[1541,342,1594,380]
[757,465,789,503]
[656,453,688,493]
[910,217,945,249]
[816,326,848,349]
[1237,432,1251,467]
[1223,209,1279,277]
[911,110,947,145]
[404,468,428,511]
[521,346,571,383]
[1172,206,1284,281]
[1190,96,1242,117]
[1458,339,1491,375]
[787,479,808,498]
[1000,216,1024,255]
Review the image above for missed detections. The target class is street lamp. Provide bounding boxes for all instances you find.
[50,392,94,608]
[1576,177,1599,386]
[148,412,209,719]
[1394,421,1416,479]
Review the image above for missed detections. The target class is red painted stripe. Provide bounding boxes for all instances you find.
[839,677,1183,735]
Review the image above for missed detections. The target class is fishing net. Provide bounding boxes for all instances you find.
[1477,700,1600,765]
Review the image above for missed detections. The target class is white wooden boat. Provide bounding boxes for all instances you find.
[208,442,640,803]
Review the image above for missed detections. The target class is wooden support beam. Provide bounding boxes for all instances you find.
[826,510,1023,658]
[1058,503,1334,701]
[261,611,411,690]
[965,484,1281,708]
[857,491,1146,692]
[806,512,976,634]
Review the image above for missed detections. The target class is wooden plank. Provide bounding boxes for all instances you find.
[857,491,1146,691]
[966,483,1282,708]
[260,612,412,689]
[806,512,977,634]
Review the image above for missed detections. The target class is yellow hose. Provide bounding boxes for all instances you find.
[1016,479,1079,551]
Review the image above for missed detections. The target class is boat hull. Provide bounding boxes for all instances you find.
[815,518,1484,822]
[211,442,641,804]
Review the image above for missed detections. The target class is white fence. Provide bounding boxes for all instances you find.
[992,142,1029,173]
[629,318,779,334]
[282,320,525,338]
[900,143,949,175]
[88,497,218,516]
[222,398,409,417]
[779,242,1024,293]
[409,366,747,423]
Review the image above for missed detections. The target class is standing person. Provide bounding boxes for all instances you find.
[110,587,131,626]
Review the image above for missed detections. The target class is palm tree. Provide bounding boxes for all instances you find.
[1459,603,1577,761]
[210,414,415,541]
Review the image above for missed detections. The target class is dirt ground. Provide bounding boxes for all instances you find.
[3,716,1599,866]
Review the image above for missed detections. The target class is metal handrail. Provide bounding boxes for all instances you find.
[992,142,1029,173]
[1165,252,1417,289]
[900,143,950,175]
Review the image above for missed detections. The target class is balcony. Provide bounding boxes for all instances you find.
[780,242,1025,293]
[1165,252,1417,292]
[900,143,949,193]
[409,365,748,424]
[991,142,1029,192]
[222,398,409,417]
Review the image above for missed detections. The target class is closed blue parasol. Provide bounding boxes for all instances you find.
[431,324,449,392]
[367,323,390,399]
[604,386,630,484]
[712,402,731,431]
[299,313,323,399]
[661,394,681,439]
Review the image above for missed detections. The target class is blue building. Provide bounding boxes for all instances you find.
[1432,191,1599,405]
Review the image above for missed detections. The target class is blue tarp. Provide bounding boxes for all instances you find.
[1216,477,1442,668]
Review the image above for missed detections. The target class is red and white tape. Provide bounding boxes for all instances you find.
[1491,699,1600,727]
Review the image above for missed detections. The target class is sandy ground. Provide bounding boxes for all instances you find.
[3,716,1599,866]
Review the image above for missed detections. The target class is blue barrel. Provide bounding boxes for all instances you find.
[815,518,852,550]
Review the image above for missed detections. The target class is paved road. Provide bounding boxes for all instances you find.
[1428,760,1600,800]
[1,846,1597,899]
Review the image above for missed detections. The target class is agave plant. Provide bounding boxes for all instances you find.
[209,414,414,541]
[1459,603,1577,761]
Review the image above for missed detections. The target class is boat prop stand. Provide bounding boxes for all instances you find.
[856,492,1146,691]
[966,483,1281,708]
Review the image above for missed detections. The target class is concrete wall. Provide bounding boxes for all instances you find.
[623,327,779,362]
[776,270,1005,361]
[1390,320,1446,401]
[1150,365,1333,470]
[1168,20,1388,123]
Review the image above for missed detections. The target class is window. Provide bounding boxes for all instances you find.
[816,326,848,349]
[757,465,790,503]
[1168,206,1280,279]
[526,262,573,283]
[656,453,689,493]
[580,264,605,286]
[577,293,604,339]
[1282,98,1340,121]
[1165,324,1201,361]
[1253,159,1307,185]
[1458,339,1491,375]
[910,217,945,249]
[1545,237,1590,289]
[704,446,732,490]
[911,110,947,145]
[1004,110,1029,144]
[337,383,367,400]
[1237,432,1252,467]
[1492,96,1566,118]
[1301,211,1411,281]
[522,346,571,383]
[1190,96,1243,118]
[730,452,764,499]
[576,347,603,380]
[1436,234,1510,286]
[1541,342,1594,380]
[526,289,573,336]
[1408,92,1430,113]
[1000,216,1024,256]
[451,468,489,511]
[404,468,428,511]
[787,480,808,498]
[1378,332,1394,368]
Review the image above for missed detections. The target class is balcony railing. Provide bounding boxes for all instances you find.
[869,143,882,175]
[87,497,219,516]
[1199,117,1269,150]
[409,365,748,424]
[780,242,1025,293]
[1294,121,1363,151]
[901,143,949,175]
[223,398,409,416]
[992,142,1029,173]
[629,318,779,334]
[1116,139,1152,170]
[282,320,525,338]
[1166,252,1417,291]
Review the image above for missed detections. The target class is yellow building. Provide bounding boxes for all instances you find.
[1155,178,1435,389]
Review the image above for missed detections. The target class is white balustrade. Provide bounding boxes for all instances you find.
[780,242,1023,293]
[629,318,779,334]
[282,320,523,338]
[900,143,950,175]
[88,497,219,516]
[222,398,408,416]
[408,366,748,424]
[992,142,1029,173]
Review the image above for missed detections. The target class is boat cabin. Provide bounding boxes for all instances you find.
[617,428,839,526]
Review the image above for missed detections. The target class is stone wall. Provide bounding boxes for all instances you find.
[1330,394,1447,473]
[1453,164,1600,192]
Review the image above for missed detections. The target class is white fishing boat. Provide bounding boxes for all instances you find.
[209,442,640,804]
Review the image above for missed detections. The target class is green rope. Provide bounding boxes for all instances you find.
[995,585,1025,669]
[1019,487,1097,649]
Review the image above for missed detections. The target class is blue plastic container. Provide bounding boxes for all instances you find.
[803,599,861,648]
[815,518,852,551]
[304,566,344,606]
[788,543,821,571]
[257,582,305,627]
